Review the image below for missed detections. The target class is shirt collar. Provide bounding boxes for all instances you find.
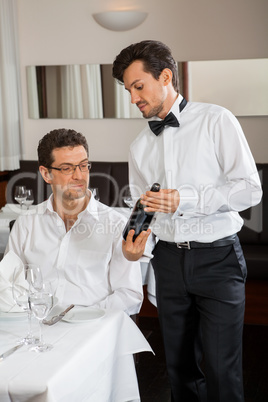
[84,190,100,222]
[148,93,184,123]
[170,93,184,120]
[44,190,100,222]
[46,195,54,213]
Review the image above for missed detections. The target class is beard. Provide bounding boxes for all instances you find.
[64,185,87,201]
[137,99,165,119]
[53,181,88,202]
[64,189,85,200]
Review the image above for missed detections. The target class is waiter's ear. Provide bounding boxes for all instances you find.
[39,166,53,184]
[161,68,172,87]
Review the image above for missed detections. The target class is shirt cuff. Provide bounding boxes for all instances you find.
[172,185,199,219]
[142,232,155,259]
[139,254,153,263]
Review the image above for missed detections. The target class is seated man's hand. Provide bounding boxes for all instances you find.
[140,188,180,213]
[122,229,151,261]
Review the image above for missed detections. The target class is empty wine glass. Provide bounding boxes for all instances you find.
[12,264,43,345]
[29,281,54,353]
[91,188,100,201]
[14,186,26,208]
[24,189,34,210]
[123,187,134,209]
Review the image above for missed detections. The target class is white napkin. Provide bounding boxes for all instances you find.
[1,203,36,214]
[0,219,10,227]
[0,251,24,312]
[1,204,21,214]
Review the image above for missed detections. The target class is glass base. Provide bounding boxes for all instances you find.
[17,335,39,345]
[30,343,53,353]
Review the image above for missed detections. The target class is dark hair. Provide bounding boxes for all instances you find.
[38,128,89,167]
[112,40,179,92]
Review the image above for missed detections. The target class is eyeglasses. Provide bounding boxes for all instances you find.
[47,162,92,175]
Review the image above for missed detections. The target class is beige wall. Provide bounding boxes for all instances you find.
[189,59,268,116]
[17,0,268,162]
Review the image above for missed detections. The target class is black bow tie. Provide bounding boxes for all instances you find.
[148,112,180,136]
[148,98,187,136]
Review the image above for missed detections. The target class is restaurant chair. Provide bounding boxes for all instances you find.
[9,220,15,232]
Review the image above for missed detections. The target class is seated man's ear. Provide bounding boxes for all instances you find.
[39,166,53,184]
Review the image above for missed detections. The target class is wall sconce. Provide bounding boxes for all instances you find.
[93,10,148,31]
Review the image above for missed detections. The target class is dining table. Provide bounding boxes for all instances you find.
[0,306,153,402]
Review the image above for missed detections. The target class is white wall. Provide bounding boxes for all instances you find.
[17,0,268,162]
[189,59,268,116]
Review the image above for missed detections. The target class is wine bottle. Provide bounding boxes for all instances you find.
[122,183,161,241]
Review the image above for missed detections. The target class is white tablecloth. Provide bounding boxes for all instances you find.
[0,308,153,402]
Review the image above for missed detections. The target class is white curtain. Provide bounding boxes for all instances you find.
[60,65,84,119]
[0,0,23,171]
[60,64,103,119]
[114,81,141,119]
[26,66,39,119]
[80,64,103,118]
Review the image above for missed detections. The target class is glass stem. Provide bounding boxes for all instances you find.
[27,310,33,337]
[39,320,43,345]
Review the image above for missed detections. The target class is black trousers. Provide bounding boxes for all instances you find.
[151,236,246,402]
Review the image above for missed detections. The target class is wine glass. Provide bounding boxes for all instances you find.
[123,187,134,209]
[14,186,27,209]
[91,188,100,201]
[12,264,43,345]
[29,281,54,353]
[24,189,34,210]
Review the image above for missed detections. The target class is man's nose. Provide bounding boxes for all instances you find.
[130,91,140,104]
[72,165,83,179]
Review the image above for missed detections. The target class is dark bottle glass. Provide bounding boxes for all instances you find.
[122,183,161,241]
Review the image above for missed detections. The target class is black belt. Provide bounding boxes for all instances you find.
[159,235,237,250]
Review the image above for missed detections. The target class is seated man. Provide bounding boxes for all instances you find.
[5,128,143,315]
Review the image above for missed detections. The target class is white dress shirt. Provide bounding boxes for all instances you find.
[5,195,143,315]
[129,95,262,243]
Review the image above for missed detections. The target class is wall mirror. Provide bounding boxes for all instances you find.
[26,59,268,119]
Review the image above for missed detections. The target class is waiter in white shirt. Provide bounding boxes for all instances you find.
[5,128,143,316]
[113,40,262,402]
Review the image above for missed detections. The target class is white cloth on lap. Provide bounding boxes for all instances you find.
[0,250,24,312]
[0,219,10,227]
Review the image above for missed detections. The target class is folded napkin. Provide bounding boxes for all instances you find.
[1,203,36,214]
[1,204,21,214]
[0,251,25,312]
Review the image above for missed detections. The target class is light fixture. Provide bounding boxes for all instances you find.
[93,10,148,32]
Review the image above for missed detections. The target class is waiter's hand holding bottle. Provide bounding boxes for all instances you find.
[141,188,180,213]
[122,186,181,261]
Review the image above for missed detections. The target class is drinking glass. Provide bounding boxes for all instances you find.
[14,186,27,208]
[29,266,59,352]
[91,188,100,201]
[123,187,134,209]
[24,189,34,209]
[29,281,54,352]
[12,264,43,345]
